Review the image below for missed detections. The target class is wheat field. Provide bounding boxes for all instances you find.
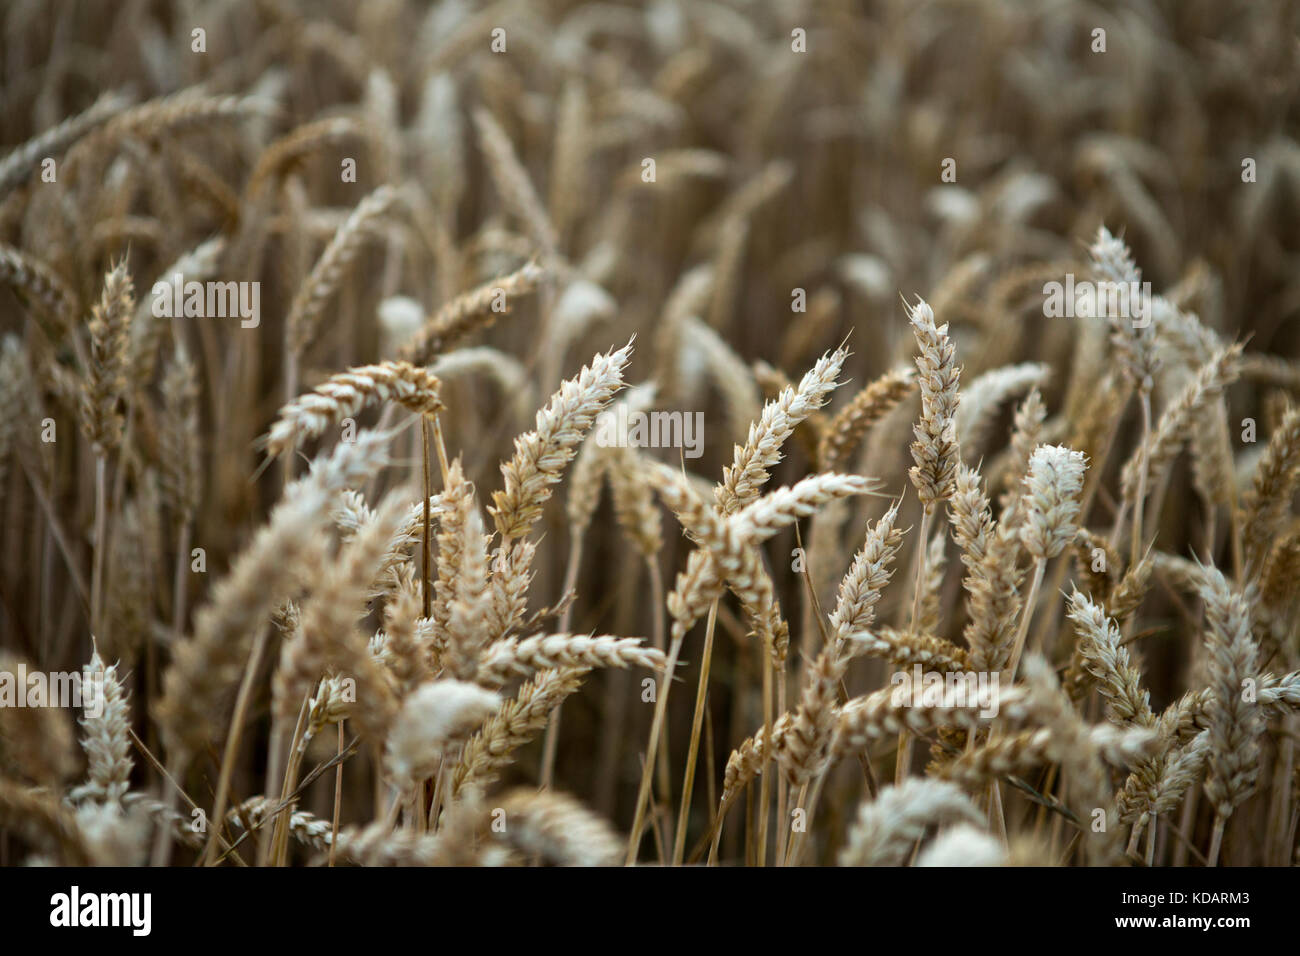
[1,0,1299,869]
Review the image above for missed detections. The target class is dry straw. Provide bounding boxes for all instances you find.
[5,1,1300,873]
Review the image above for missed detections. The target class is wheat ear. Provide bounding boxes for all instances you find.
[75,649,132,805]
[490,339,633,540]
[286,184,401,357]
[1007,444,1087,679]
[263,361,443,460]
[493,789,623,866]
[1198,565,1263,864]
[717,344,849,514]
[818,366,915,471]
[839,779,982,866]
[400,261,548,365]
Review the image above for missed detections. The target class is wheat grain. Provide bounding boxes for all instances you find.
[475,634,665,688]
[717,345,848,515]
[839,779,982,867]
[493,788,622,866]
[76,650,132,804]
[491,339,633,540]
[263,361,443,459]
[818,366,915,472]
[385,680,502,786]
[401,262,548,365]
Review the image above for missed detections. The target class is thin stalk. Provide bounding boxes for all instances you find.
[19,455,90,609]
[896,507,934,784]
[381,788,403,831]
[649,793,669,864]
[1172,780,1199,866]
[430,413,452,481]
[626,628,685,864]
[707,795,731,865]
[282,350,299,488]
[909,508,934,634]
[1216,406,1244,580]
[329,721,344,866]
[429,763,448,830]
[1268,723,1295,865]
[756,639,774,865]
[783,781,812,866]
[409,789,423,833]
[775,663,789,863]
[201,626,269,865]
[1126,821,1143,857]
[149,762,182,868]
[91,455,108,639]
[647,559,671,804]
[171,519,191,643]
[540,533,584,791]
[703,700,717,823]
[1006,557,1047,681]
[1129,388,1153,568]
[990,781,1008,845]
[421,419,433,618]
[260,719,287,866]
[269,696,311,866]
[1206,814,1226,867]
[1105,383,1138,555]
[1033,765,1060,837]
[672,598,718,864]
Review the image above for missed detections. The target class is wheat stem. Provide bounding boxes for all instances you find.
[757,637,774,866]
[91,456,108,639]
[1206,814,1226,866]
[1007,558,1047,682]
[1129,388,1153,567]
[896,507,934,785]
[626,630,684,863]
[329,722,344,867]
[539,534,584,791]
[673,598,718,865]
[422,420,434,618]
[202,626,269,865]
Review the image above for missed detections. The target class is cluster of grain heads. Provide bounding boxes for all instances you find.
[4,1,1300,872]
[156,429,396,774]
[623,345,866,864]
